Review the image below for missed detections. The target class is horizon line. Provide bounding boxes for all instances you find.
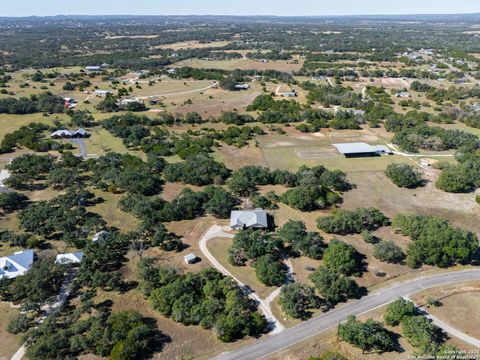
[1,12,479,18]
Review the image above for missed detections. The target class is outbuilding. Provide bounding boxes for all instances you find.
[55,252,84,265]
[333,142,393,158]
[184,253,198,264]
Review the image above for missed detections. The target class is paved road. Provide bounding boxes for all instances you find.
[198,225,285,334]
[69,138,88,159]
[214,269,480,360]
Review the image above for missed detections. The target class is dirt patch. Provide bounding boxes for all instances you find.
[295,149,338,159]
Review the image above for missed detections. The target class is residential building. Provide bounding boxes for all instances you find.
[55,252,84,265]
[0,250,34,279]
[230,209,268,230]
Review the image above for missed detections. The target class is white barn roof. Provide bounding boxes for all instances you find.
[333,142,376,154]
[0,250,34,279]
[230,209,268,230]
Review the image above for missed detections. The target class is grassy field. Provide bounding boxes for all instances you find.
[411,281,480,339]
[0,303,22,360]
[90,189,139,232]
[173,57,304,72]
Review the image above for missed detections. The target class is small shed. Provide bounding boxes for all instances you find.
[184,253,198,264]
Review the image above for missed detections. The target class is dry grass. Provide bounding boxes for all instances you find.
[411,281,480,339]
[174,57,304,72]
[0,302,21,360]
[90,189,139,232]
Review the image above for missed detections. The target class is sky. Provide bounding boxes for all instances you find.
[1,0,479,17]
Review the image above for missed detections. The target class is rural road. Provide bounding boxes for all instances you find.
[198,225,285,334]
[69,138,88,159]
[214,269,480,360]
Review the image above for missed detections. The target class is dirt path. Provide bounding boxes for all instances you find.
[198,225,286,334]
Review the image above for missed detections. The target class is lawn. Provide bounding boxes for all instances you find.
[90,189,139,232]
[206,236,278,299]
[0,303,22,360]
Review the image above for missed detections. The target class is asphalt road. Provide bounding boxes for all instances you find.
[214,269,480,360]
[69,138,87,159]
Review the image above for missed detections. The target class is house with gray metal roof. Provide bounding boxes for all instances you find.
[0,250,34,279]
[230,209,268,230]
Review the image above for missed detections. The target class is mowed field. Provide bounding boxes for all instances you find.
[173,57,304,72]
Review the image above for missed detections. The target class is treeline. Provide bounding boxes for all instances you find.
[0,92,65,114]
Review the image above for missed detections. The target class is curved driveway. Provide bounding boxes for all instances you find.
[215,269,480,360]
[199,225,285,334]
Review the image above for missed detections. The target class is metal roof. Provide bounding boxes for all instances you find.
[333,142,376,154]
[230,209,268,229]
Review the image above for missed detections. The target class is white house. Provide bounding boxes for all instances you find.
[396,92,410,98]
[55,252,84,265]
[50,129,73,138]
[94,90,112,96]
[84,66,102,72]
[0,169,10,188]
[92,230,109,242]
[234,84,250,90]
[0,250,34,279]
[230,209,268,230]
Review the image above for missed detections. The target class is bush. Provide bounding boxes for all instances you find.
[385,163,423,188]
[373,241,405,263]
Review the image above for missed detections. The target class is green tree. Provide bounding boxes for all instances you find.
[253,254,287,286]
[323,239,363,276]
[385,163,423,188]
[279,283,320,319]
[309,267,360,305]
[384,298,417,326]
[338,316,394,353]
[402,315,445,354]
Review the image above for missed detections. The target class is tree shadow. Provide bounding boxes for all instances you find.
[144,317,172,355]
